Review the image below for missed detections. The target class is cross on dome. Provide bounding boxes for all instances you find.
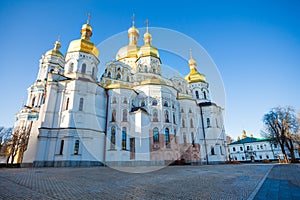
[87,13,91,24]
[189,48,193,59]
[131,13,135,26]
[145,19,149,32]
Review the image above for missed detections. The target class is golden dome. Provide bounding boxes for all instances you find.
[128,25,139,36]
[67,21,99,57]
[184,49,206,83]
[242,130,247,139]
[128,14,139,38]
[116,44,139,60]
[45,39,64,59]
[137,45,159,58]
[184,68,206,83]
[116,21,140,60]
[137,23,160,59]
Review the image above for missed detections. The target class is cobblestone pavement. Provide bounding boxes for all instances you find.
[0,164,275,199]
[254,164,300,200]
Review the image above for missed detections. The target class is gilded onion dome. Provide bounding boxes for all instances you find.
[45,39,64,59]
[184,49,206,83]
[67,16,99,57]
[137,21,159,59]
[116,15,140,60]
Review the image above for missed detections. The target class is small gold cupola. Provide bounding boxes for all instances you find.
[137,20,159,59]
[67,13,99,57]
[128,14,139,45]
[45,36,64,59]
[184,49,206,83]
[116,14,140,60]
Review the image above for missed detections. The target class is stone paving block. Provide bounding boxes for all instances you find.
[1,164,299,199]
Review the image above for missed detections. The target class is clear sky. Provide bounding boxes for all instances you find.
[0,0,299,140]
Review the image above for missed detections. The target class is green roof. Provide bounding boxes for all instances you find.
[229,137,271,145]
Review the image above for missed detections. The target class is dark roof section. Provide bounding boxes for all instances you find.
[228,137,272,145]
[198,102,217,107]
[130,107,148,114]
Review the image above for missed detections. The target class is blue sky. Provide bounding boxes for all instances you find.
[0,0,299,139]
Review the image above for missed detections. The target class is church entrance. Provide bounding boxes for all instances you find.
[130,138,135,160]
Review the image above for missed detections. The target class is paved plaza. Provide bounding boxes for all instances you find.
[0,164,299,199]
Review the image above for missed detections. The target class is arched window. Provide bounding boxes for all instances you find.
[181,108,184,113]
[65,98,69,110]
[110,126,116,149]
[81,63,86,73]
[107,71,111,78]
[112,97,117,104]
[116,73,121,80]
[183,133,187,144]
[164,101,169,107]
[112,110,116,122]
[165,128,170,147]
[123,98,128,104]
[127,76,130,82]
[59,140,64,155]
[92,67,95,78]
[189,108,192,113]
[195,91,199,99]
[173,113,176,124]
[216,118,218,128]
[153,68,156,73]
[31,97,36,107]
[69,63,74,72]
[164,110,169,123]
[145,65,148,72]
[153,127,159,143]
[190,119,194,128]
[122,109,128,122]
[152,99,158,106]
[191,132,195,147]
[153,109,158,122]
[182,119,185,128]
[74,140,80,155]
[122,127,127,150]
[207,118,211,127]
[211,146,215,155]
[203,91,207,99]
[79,98,84,111]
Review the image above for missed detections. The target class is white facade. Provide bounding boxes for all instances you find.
[13,19,228,167]
[229,136,300,162]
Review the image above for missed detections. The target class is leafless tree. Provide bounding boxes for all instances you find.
[0,127,13,155]
[263,106,299,163]
[6,124,32,166]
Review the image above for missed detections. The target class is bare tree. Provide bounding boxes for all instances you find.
[0,127,13,155]
[263,106,299,163]
[6,124,32,166]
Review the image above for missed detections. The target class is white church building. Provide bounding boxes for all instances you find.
[12,18,228,167]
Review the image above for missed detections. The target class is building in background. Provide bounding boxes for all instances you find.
[229,130,300,162]
[10,18,228,167]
